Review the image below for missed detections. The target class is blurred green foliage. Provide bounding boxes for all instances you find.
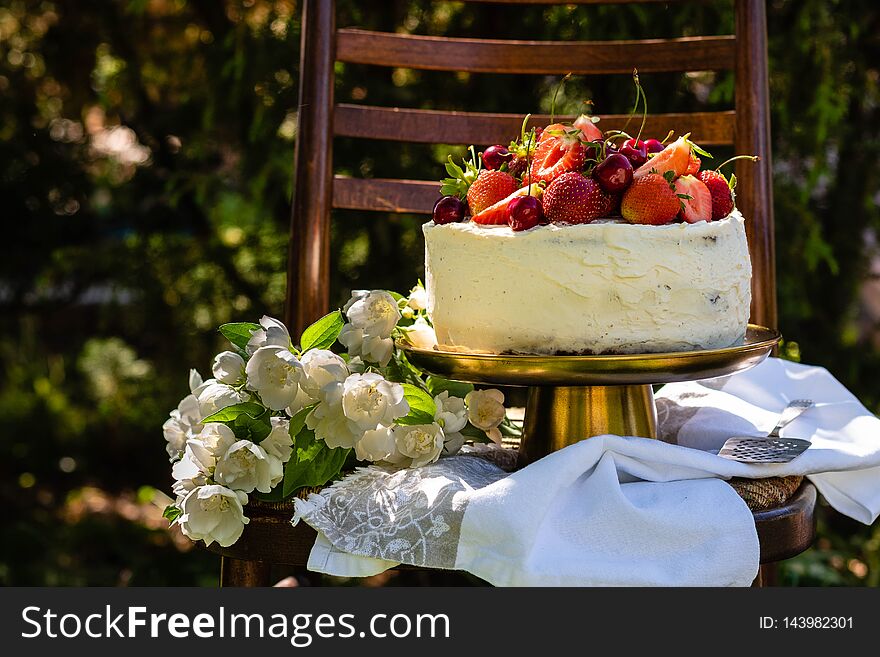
[0,0,878,586]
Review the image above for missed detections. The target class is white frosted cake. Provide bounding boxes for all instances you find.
[423,211,752,355]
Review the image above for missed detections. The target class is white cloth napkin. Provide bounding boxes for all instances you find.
[293,358,880,586]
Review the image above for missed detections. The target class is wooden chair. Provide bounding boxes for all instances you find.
[209,0,816,586]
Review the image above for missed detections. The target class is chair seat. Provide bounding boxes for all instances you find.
[205,482,817,569]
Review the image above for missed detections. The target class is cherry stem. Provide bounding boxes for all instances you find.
[715,155,760,172]
[550,73,572,125]
[660,129,675,145]
[634,73,647,144]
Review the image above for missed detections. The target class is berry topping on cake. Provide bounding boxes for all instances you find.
[466,169,518,215]
[632,135,692,180]
[698,170,735,220]
[430,72,757,230]
[507,193,546,231]
[593,153,634,193]
[472,184,542,225]
[620,138,648,168]
[543,172,611,224]
[573,114,603,143]
[482,144,513,170]
[530,124,588,184]
[674,175,713,224]
[432,196,467,225]
[620,173,680,225]
[643,138,665,155]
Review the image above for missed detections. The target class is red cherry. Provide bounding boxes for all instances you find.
[593,153,634,193]
[644,139,664,155]
[507,195,544,231]
[482,145,513,170]
[432,196,467,224]
[620,139,648,168]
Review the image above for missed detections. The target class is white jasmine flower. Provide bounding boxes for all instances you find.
[246,315,291,355]
[465,389,506,444]
[245,345,303,411]
[344,290,400,337]
[194,379,249,418]
[285,349,350,415]
[306,381,364,449]
[433,390,467,433]
[407,284,428,311]
[392,422,444,468]
[401,317,437,350]
[214,440,283,494]
[354,426,401,463]
[178,485,249,547]
[212,351,245,385]
[342,290,369,313]
[185,422,237,474]
[189,368,204,393]
[170,450,207,502]
[338,324,394,367]
[341,373,409,432]
[298,349,349,398]
[162,393,202,459]
[262,417,293,462]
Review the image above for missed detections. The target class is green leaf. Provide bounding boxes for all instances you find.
[459,424,490,442]
[219,322,261,352]
[728,173,737,191]
[289,403,317,439]
[282,429,350,497]
[163,505,181,523]
[388,290,405,303]
[202,402,272,443]
[425,376,474,400]
[299,310,343,352]
[690,142,713,159]
[662,170,676,184]
[397,383,437,425]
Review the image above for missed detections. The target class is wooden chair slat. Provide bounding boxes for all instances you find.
[336,104,735,145]
[332,176,439,214]
[337,29,735,74]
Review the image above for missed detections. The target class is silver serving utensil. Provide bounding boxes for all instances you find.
[718,399,814,463]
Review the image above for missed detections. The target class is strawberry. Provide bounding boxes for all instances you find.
[573,114,603,143]
[542,171,612,224]
[472,184,542,225]
[466,169,518,216]
[674,175,712,224]
[620,173,680,225]
[530,124,588,184]
[633,135,692,180]
[697,170,735,219]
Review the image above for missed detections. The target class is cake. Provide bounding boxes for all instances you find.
[423,81,754,355]
[423,212,751,355]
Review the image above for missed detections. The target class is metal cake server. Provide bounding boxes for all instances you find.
[718,399,814,463]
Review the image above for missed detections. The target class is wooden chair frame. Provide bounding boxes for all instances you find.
[210,0,814,587]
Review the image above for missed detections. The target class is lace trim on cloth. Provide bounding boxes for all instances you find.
[292,454,508,569]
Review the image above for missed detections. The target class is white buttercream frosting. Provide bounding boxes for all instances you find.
[422,211,752,354]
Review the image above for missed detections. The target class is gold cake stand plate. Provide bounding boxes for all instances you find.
[401,324,780,466]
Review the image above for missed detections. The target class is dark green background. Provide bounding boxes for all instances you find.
[1,0,878,585]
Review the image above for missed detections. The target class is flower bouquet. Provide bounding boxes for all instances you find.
[162,286,519,547]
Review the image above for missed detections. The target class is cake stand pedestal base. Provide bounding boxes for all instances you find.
[520,384,657,467]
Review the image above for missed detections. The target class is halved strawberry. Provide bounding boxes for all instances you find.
[620,173,680,225]
[573,114,603,143]
[674,175,712,223]
[466,170,518,216]
[542,171,612,224]
[633,135,692,180]
[698,170,735,219]
[472,184,543,225]
[530,124,588,184]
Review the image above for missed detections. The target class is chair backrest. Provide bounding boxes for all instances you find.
[285,0,776,336]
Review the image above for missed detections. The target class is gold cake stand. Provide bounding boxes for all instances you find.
[401,324,780,466]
